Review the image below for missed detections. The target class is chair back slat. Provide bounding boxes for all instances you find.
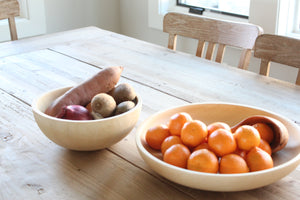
[216,44,226,63]
[0,0,20,41]
[254,34,300,85]
[163,12,263,69]
[205,42,216,60]
[196,40,205,57]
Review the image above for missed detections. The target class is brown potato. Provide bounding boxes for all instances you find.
[91,93,116,117]
[110,83,136,104]
[115,101,136,115]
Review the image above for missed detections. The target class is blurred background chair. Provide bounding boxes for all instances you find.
[0,0,20,41]
[163,12,263,70]
[254,34,300,85]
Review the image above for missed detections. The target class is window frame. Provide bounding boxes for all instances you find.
[289,0,300,34]
[294,0,300,33]
[148,0,280,34]
[277,0,300,39]
[148,0,251,30]
[176,0,250,19]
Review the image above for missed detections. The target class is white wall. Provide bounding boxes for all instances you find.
[0,0,120,42]
[44,0,120,34]
[120,0,168,46]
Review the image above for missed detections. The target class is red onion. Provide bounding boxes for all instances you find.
[56,105,93,120]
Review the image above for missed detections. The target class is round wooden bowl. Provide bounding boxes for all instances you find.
[32,86,142,151]
[135,103,300,191]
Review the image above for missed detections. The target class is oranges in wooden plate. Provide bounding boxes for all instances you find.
[145,112,275,174]
[135,103,300,191]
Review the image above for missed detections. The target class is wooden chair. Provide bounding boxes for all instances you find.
[254,34,300,85]
[163,12,263,69]
[0,0,20,41]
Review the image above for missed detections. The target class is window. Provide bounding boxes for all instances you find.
[294,0,300,33]
[277,0,300,38]
[148,0,278,33]
[177,0,250,18]
[18,0,28,18]
[289,0,300,34]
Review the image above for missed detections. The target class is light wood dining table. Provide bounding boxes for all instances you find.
[0,26,300,200]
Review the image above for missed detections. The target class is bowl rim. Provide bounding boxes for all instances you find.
[31,86,142,123]
[136,102,300,178]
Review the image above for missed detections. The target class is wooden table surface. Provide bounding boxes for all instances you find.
[0,26,300,200]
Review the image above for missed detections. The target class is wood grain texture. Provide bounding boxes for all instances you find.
[0,50,298,200]
[163,12,263,69]
[0,27,105,58]
[196,40,205,57]
[0,93,194,200]
[254,34,300,85]
[8,16,17,40]
[215,44,225,63]
[238,49,252,70]
[0,51,195,200]
[48,29,300,122]
[0,27,300,199]
[205,42,216,60]
[0,0,19,40]
[0,0,19,19]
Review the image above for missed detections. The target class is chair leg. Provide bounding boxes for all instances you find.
[168,34,177,50]
[296,69,300,85]
[8,17,18,41]
[238,49,251,70]
[259,59,271,76]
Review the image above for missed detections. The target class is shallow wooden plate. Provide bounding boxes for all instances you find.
[136,102,300,191]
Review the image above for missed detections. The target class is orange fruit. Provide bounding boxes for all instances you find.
[258,139,272,155]
[181,120,208,148]
[168,112,192,136]
[193,142,211,152]
[246,147,273,172]
[252,123,274,144]
[219,154,249,174]
[145,124,170,150]
[233,148,247,160]
[86,102,92,113]
[163,144,191,168]
[187,149,219,173]
[208,129,237,157]
[234,125,261,151]
[207,122,231,136]
[161,135,183,155]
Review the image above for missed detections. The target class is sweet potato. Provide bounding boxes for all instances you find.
[45,66,123,117]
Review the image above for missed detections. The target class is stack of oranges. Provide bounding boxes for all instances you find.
[145,112,275,174]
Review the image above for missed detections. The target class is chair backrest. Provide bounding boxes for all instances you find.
[254,34,300,85]
[0,0,20,41]
[163,12,263,69]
